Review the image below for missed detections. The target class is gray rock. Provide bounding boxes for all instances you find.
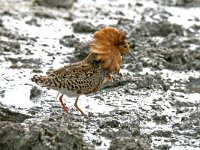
[34,0,76,9]
[0,120,84,150]
[72,21,96,33]
[0,107,32,123]
[109,135,152,150]
[30,86,42,100]
[59,34,79,47]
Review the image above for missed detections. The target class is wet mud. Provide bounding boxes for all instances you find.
[0,0,200,149]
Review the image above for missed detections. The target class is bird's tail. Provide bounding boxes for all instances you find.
[31,75,55,87]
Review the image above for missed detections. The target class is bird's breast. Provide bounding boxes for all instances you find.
[51,87,77,97]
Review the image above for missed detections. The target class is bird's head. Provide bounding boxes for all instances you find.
[90,27,131,73]
[118,41,130,54]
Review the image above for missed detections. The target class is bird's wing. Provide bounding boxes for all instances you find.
[45,61,105,94]
[47,61,81,76]
[47,61,95,78]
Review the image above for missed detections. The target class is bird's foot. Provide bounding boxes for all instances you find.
[74,104,88,118]
[80,111,88,119]
[59,95,69,113]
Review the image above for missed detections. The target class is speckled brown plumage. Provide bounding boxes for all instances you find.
[32,53,108,95]
[31,27,130,118]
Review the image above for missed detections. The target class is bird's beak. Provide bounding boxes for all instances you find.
[124,42,137,61]
[129,50,137,61]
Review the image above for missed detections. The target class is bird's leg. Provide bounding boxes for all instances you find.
[59,94,68,113]
[74,95,88,118]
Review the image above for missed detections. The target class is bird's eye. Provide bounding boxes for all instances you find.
[123,45,127,48]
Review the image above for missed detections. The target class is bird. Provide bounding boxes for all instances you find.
[31,27,131,118]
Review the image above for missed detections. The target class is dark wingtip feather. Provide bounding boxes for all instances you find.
[31,75,39,82]
[31,75,47,86]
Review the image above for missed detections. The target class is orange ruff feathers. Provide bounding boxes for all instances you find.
[90,27,126,73]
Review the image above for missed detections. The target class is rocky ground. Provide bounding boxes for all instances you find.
[0,0,200,149]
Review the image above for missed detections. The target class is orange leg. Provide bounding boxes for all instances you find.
[59,94,68,113]
[74,95,88,118]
